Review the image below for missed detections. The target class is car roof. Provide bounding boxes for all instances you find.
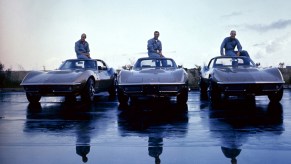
[137,57,174,60]
[64,59,104,62]
[212,56,250,59]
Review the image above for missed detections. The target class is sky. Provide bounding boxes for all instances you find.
[1,0,291,70]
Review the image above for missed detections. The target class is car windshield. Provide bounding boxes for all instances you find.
[59,60,97,70]
[213,57,255,68]
[133,58,177,69]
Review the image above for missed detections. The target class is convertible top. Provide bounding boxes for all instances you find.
[133,57,178,69]
[137,57,175,60]
[212,56,251,59]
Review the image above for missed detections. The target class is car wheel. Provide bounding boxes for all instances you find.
[208,81,221,104]
[26,93,41,103]
[65,95,76,102]
[199,79,207,95]
[130,96,138,104]
[177,88,188,104]
[199,78,208,99]
[246,95,255,101]
[108,81,116,97]
[268,88,283,102]
[81,78,95,102]
[117,90,129,105]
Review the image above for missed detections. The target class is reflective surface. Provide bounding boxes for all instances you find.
[0,91,291,164]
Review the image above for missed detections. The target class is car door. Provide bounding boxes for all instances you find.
[96,60,113,92]
[83,60,101,92]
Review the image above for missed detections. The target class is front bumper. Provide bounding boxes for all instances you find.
[216,83,284,96]
[118,84,188,97]
[21,84,83,96]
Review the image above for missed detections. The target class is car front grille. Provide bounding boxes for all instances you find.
[143,86,159,94]
[222,83,283,92]
[122,85,181,94]
[24,85,79,93]
[159,86,179,91]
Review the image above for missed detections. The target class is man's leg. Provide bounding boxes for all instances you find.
[161,58,167,67]
[240,50,250,57]
[77,54,90,59]
[225,50,236,56]
[148,52,161,58]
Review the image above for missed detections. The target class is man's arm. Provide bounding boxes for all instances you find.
[75,42,81,55]
[147,39,155,53]
[220,38,226,56]
[75,41,90,58]
[235,39,242,56]
[86,43,90,56]
[158,41,163,56]
[236,39,242,52]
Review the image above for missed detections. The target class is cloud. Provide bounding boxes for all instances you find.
[246,19,291,32]
[252,43,265,47]
[265,40,282,53]
[252,37,285,54]
[265,34,290,53]
[221,12,243,19]
[253,50,264,60]
[251,34,291,66]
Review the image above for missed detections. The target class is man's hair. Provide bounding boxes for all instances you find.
[230,30,236,33]
[154,31,159,34]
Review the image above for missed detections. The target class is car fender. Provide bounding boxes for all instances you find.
[20,71,45,84]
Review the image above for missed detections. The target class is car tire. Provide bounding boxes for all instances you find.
[129,96,139,104]
[65,95,76,102]
[117,90,129,105]
[81,78,95,102]
[26,93,41,103]
[246,95,255,101]
[208,81,221,104]
[268,88,283,102]
[108,80,116,97]
[199,79,208,95]
[177,88,188,104]
[199,78,208,99]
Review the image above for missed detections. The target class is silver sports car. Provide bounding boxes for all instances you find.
[117,57,189,105]
[199,56,284,103]
[21,59,116,103]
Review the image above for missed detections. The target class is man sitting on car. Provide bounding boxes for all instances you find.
[75,33,91,59]
[147,31,167,66]
[220,30,250,57]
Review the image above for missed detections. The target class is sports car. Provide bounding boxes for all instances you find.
[21,59,116,103]
[199,56,284,103]
[117,57,189,105]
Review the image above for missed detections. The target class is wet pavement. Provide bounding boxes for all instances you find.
[1,90,291,164]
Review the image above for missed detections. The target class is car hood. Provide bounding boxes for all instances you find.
[119,68,187,84]
[21,70,86,85]
[213,67,284,84]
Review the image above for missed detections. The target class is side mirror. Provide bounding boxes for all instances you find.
[256,63,260,67]
[203,66,209,71]
[127,66,133,70]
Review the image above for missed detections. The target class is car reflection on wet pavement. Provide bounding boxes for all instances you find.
[23,98,117,163]
[118,100,189,163]
[206,99,284,163]
[0,91,291,164]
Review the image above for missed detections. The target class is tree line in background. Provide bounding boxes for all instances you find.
[0,62,18,88]
[0,62,29,88]
[0,61,291,89]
